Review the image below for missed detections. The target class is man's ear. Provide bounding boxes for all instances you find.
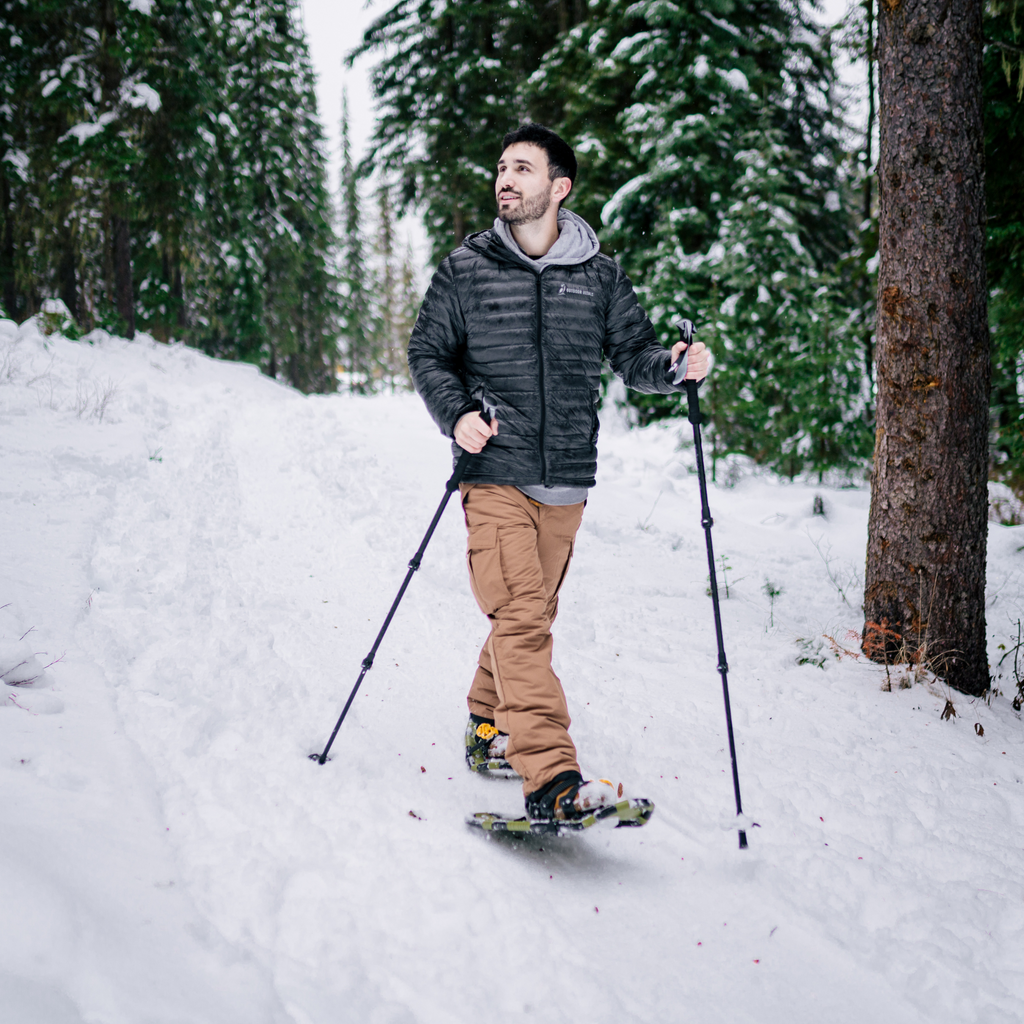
[553,176,572,204]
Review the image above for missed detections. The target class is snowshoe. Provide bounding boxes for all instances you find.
[467,799,655,836]
[468,771,655,835]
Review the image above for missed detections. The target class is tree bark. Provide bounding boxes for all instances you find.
[1,169,17,320]
[865,0,990,695]
[99,0,135,339]
[452,201,465,248]
[172,244,186,332]
[862,0,876,388]
[111,204,135,339]
[58,243,78,325]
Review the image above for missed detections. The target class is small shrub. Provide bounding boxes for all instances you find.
[988,483,1023,526]
[0,628,64,686]
[863,618,937,690]
[37,299,81,339]
[823,628,863,660]
[796,635,830,669]
[706,555,743,598]
[996,619,1024,711]
[807,532,861,606]
[762,578,783,628]
[0,337,20,384]
[73,377,119,422]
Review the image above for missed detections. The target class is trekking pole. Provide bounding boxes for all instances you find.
[310,403,494,765]
[672,320,748,850]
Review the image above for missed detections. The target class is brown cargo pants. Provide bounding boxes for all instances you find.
[459,483,585,795]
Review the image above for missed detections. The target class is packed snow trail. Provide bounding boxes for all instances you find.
[2,324,1023,1023]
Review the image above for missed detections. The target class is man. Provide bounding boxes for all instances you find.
[408,123,708,823]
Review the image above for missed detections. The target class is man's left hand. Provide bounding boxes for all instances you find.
[670,339,709,381]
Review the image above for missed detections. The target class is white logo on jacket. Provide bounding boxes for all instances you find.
[557,283,595,297]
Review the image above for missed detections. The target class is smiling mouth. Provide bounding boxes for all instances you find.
[498,192,520,202]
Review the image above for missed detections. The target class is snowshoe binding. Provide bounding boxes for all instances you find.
[465,714,520,778]
[468,771,655,835]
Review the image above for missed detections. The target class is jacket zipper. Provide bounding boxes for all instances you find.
[535,272,547,484]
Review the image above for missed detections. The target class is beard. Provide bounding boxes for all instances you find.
[497,185,553,225]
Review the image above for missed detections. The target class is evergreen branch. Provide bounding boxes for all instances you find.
[986,39,1024,55]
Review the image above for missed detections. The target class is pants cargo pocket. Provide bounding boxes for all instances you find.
[466,522,512,616]
[552,538,574,597]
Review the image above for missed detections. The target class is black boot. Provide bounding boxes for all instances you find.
[524,770,585,820]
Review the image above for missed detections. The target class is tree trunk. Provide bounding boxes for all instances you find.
[58,244,78,325]
[172,244,186,333]
[862,0,876,389]
[864,0,990,695]
[111,205,135,339]
[99,0,134,339]
[1,170,16,320]
[452,200,465,248]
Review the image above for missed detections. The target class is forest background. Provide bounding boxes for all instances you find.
[1,0,1022,492]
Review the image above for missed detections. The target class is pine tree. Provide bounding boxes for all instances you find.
[835,0,880,406]
[529,0,868,474]
[1,0,164,334]
[393,239,421,386]
[0,1,44,321]
[338,88,375,392]
[351,0,583,263]
[374,183,397,388]
[131,0,218,343]
[985,0,1024,497]
[1,0,339,392]
[669,127,870,479]
[194,0,338,390]
[370,184,418,390]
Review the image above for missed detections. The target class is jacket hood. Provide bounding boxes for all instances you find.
[464,209,601,272]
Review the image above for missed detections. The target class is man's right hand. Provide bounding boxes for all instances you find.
[454,411,499,454]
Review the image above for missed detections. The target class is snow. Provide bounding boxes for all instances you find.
[720,68,749,93]
[1,321,1023,1023]
[126,82,161,113]
[3,147,30,179]
[63,112,116,145]
[600,172,652,228]
[0,622,58,686]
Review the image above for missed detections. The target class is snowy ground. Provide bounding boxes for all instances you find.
[2,321,1022,1024]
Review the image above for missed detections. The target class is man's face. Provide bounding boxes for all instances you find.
[495,143,562,225]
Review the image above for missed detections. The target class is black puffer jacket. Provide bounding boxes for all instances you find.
[408,227,679,487]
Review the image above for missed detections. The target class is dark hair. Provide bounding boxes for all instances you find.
[501,123,577,185]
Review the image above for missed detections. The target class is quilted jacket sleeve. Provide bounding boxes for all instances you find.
[407,257,478,437]
[602,263,678,396]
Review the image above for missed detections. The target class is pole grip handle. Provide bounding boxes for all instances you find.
[447,395,495,491]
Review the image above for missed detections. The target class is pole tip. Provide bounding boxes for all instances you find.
[308,752,330,764]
